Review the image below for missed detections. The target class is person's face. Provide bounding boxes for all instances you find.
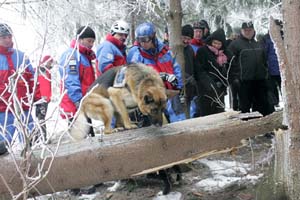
[45,60,53,69]
[193,29,203,40]
[241,28,255,40]
[114,33,128,44]
[211,40,222,50]
[79,38,95,49]
[181,36,191,47]
[137,36,154,50]
[0,34,13,48]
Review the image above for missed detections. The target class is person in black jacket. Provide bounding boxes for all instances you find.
[194,28,230,116]
[181,24,199,118]
[228,21,274,116]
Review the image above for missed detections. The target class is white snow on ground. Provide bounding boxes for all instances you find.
[107,181,122,192]
[194,159,263,192]
[153,191,183,200]
[78,192,101,200]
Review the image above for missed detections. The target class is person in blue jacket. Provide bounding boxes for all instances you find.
[0,23,40,155]
[59,26,96,123]
[128,22,185,123]
[96,20,130,76]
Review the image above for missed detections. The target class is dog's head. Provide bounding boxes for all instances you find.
[138,80,167,126]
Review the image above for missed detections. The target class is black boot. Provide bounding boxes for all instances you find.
[0,141,8,155]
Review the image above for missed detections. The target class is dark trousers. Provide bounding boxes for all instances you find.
[239,80,275,116]
[230,83,240,111]
[198,94,225,117]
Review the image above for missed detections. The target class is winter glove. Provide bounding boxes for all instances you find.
[159,72,178,87]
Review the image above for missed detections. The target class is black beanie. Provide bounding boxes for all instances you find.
[181,24,194,38]
[76,26,96,39]
[241,21,254,29]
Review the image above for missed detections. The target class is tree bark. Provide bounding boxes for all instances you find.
[0,111,283,198]
[166,0,188,115]
[272,1,300,199]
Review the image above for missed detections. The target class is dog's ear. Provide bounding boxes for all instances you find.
[144,94,154,104]
[165,89,180,99]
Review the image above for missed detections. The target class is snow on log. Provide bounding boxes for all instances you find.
[0,111,283,198]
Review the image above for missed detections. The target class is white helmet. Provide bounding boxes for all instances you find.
[110,20,130,35]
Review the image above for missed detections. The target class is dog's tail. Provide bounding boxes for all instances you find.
[69,110,91,141]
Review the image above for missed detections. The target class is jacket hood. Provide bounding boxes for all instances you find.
[205,28,226,49]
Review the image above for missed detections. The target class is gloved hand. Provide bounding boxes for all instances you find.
[159,72,178,87]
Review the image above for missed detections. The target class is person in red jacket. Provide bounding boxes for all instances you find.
[0,23,40,155]
[36,55,54,139]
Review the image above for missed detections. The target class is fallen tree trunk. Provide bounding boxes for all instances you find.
[0,111,283,198]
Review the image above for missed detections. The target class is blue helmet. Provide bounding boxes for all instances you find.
[135,22,156,39]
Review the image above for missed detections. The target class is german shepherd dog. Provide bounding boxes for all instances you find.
[70,63,168,140]
[70,63,181,195]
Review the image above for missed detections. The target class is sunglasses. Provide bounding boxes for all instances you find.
[137,36,152,43]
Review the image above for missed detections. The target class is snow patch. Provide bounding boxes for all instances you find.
[107,180,122,192]
[153,191,183,200]
[195,159,263,192]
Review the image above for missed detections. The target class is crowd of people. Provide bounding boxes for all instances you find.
[0,19,282,158]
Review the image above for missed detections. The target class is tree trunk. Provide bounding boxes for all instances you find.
[0,111,283,199]
[166,0,188,115]
[272,0,300,199]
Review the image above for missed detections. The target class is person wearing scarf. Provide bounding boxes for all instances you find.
[190,21,206,54]
[194,28,231,117]
[0,23,40,155]
[96,20,129,76]
[59,26,96,120]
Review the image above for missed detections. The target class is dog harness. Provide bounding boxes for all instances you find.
[113,66,127,88]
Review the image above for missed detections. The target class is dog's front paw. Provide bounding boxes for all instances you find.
[104,128,113,134]
[124,123,138,130]
[113,127,124,132]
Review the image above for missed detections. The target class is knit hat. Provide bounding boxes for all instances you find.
[200,20,210,30]
[76,26,96,39]
[0,23,12,37]
[193,21,205,30]
[181,24,194,38]
[241,21,254,29]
